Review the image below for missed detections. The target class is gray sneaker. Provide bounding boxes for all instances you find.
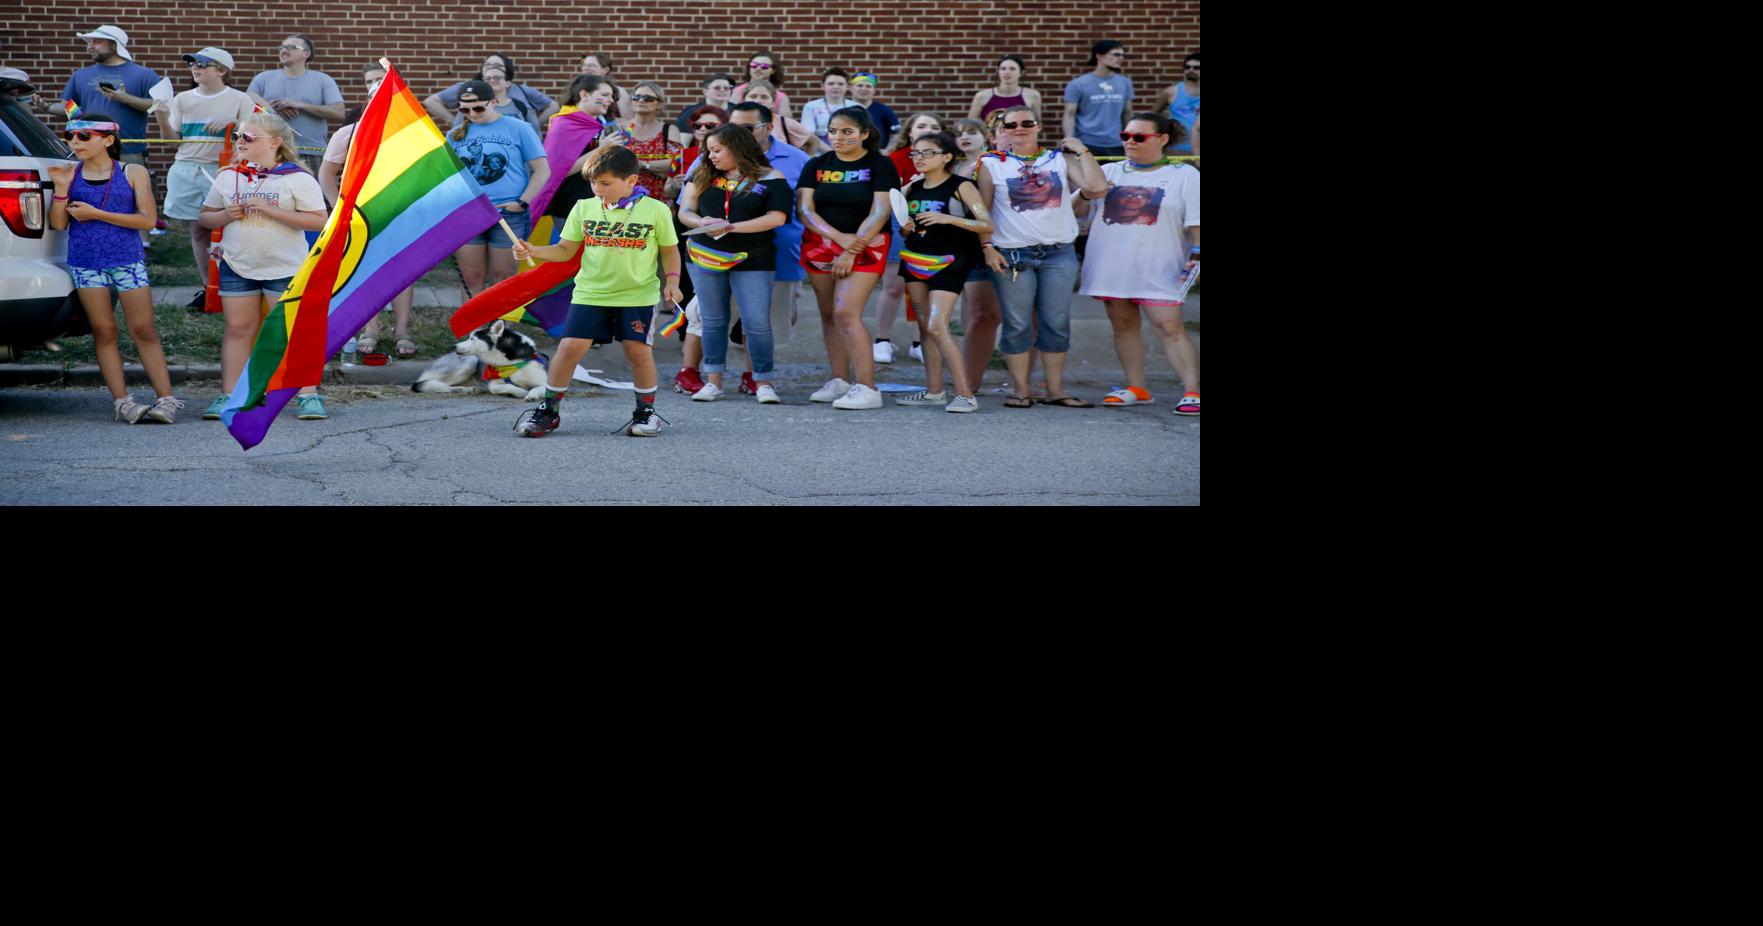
[945,395,979,413]
[143,395,187,424]
[895,390,949,407]
[810,378,852,403]
[114,394,152,424]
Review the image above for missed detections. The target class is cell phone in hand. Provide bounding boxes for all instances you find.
[98,81,122,92]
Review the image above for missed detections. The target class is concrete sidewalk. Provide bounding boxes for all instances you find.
[4,283,1200,394]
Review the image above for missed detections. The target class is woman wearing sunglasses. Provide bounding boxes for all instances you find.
[1079,113,1200,416]
[47,117,183,424]
[675,105,725,180]
[976,104,1108,408]
[447,79,549,298]
[195,111,331,421]
[613,81,685,204]
[425,54,555,133]
[731,52,792,120]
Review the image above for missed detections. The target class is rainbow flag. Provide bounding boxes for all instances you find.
[901,250,954,280]
[64,99,81,120]
[222,62,499,449]
[452,254,578,338]
[687,239,747,272]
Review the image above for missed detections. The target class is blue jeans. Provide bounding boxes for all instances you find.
[686,266,777,377]
[990,242,1077,354]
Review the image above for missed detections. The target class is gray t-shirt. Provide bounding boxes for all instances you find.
[1063,72,1135,148]
[247,69,344,154]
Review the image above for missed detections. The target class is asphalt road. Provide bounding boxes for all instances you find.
[1,290,1200,505]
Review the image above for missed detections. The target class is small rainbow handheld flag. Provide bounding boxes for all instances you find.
[687,239,747,272]
[901,250,955,280]
[64,99,82,120]
[659,299,690,338]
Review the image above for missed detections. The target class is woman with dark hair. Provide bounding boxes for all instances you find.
[969,55,1043,121]
[951,118,1003,393]
[46,114,181,423]
[533,75,620,243]
[577,52,633,120]
[730,51,791,119]
[677,125,791,403]
[894,131,990,413]
[423,53,556,132]
[795,107,898,409]
[1080,112,1200,415]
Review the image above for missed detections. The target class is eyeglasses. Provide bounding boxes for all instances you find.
[188,60,218,69]
[749,61,772,69]
[631,94,660,103]
[460,104,491,114]
[694,122,721,130]
[229,131,261,144]
[1118,132,1162,143]
[1002,119,1038,130]
[63,130,111,142]
[908,149,944,160]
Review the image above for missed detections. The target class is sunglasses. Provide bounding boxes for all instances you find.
[229,131,263,144]
[631,94,660,103]
[694,122,721,130]
[749,61,772,68]
[1119,132,1164,143]
[188,60,218,69]
[460,104,492,114]
[1002,119,1038,130]
[63,130,112,142]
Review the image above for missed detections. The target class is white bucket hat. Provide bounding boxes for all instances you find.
[76,25,134,62]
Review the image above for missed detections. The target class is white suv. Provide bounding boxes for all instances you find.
[0,74,80,363]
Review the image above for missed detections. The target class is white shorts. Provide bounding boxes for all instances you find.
[164,160,213,221]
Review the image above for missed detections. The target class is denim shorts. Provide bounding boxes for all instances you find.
[70,261,150,293]
[218,261,294,297]
[464,208,531,249]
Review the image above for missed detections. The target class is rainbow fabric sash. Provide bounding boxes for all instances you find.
[687,239,747,272]
[900,250,954,280]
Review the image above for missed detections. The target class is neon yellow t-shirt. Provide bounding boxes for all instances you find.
[560,194,679,306]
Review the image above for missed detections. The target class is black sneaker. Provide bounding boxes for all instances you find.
[186,290,207,309]
[613,404,668,437]
[514,404,560,437]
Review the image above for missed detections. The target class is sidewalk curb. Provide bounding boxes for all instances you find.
[1,361,424,389]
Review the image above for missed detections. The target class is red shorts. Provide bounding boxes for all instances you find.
[802,230,890,275]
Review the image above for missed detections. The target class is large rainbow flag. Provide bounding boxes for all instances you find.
[223,61,500,449]
[451,255,577,338]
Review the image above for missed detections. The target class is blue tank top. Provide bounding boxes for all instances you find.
[1169,85,1200,155]
[67,162,146,270]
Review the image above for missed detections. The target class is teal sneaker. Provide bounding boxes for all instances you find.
[295,394,328,419]
[203,395,228,420]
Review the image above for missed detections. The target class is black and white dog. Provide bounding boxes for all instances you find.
[412,321,551,400]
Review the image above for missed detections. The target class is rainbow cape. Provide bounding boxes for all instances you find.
[687,239,747,272]
[901,250,954,280]
[222,62,500,449]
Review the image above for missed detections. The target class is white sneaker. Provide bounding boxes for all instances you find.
[945,395,979,413]
[755,384,781,404]
[832,383,883,409]
[894,390,948,406]
[692,382,725,402]
[810,378,852,403]
[114,394,151,424]
[909,342,924,362]
[626,405,665,436]
[873,340,895,363]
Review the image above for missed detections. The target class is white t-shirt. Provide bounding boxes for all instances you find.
[167,86,256,162]
[985,150,1079,249]
[1079,162,1200,301]
[202,167,327,281]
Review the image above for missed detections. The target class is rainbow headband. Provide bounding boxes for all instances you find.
[852,73,879,86]
[66,120,120,133]
[687,239,747,272]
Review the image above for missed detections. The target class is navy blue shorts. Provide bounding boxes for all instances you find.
[561,303,659,346]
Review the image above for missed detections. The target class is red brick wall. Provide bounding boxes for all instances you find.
[6,2,1197,143]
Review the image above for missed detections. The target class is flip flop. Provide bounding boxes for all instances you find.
[1004,395,1034,408]
[1037,395,1094,408]
[396,337,417,357]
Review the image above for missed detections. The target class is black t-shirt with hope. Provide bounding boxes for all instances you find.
[694,171,794,270]
[797,150,900,235]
